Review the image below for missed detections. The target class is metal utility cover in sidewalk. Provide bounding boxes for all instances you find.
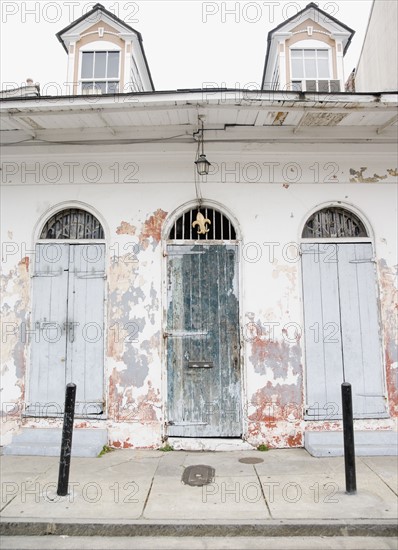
[238,457,264,464]
[181,465,215,486]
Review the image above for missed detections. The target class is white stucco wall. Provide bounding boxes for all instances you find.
[1,143,397,448]
[355,0,398,92]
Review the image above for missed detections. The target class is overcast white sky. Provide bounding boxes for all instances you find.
[0,0,373,92]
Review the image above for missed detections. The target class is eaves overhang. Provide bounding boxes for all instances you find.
[1,89,397,148]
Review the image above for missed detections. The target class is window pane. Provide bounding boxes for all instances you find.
[318,58,330,78]
[318,80,329,92]
[291,58,303,78]
[81,52,94,78]
[94,52,106,78]
[107,52,119,78]
[307,80,318,92]
[107,81,119,93]
[291,81,302,91]
[291,49,302,58]
[330,80,341,92]
[82,81,93,91]
[304,49,316,58]
[94,81,106,94]
[317,50,329,58]
[304,58,317,78]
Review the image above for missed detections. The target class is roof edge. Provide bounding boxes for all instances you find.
[261,2,355,88]
[56,3,142,49]
[55,3,154,91]
[1,88,397,106]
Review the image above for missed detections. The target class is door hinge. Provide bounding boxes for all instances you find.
[349,258,376,264]
[164,331,208,338]
[32,269,63,277]
[167,421,208,426]
[74,271,106,279]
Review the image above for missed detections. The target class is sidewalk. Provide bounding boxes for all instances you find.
[1,448,397,537]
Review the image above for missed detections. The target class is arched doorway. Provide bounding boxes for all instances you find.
[166,206,242,437]
[301,206,386,419]
[27,208,106,417]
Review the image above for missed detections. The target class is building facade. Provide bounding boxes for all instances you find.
[1,3,397,455]
[354,0,398,92]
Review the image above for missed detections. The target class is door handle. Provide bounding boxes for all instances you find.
[37,321,59,331]
[63,322,75,343]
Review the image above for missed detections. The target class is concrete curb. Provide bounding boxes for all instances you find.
[1,520,397,537]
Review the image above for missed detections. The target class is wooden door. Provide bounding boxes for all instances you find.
[27,243,105,416]
[302,242,386,419]
[28,244,69,415]
[166,244,241,437]
[66,244,105,415]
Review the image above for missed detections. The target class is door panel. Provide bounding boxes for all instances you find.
[302,242,386,419]
[28,243,105,416]
[167,244,241,437]
[302,244,343,418]
[338,243,386,416]
[67,244,105,414]
[28,244,69,415]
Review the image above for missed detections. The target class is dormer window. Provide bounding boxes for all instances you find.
[81,50,120,94]
[291,49,330,80]
[290,48,340,92]
[261,3,353,92]
[57,3,154,94]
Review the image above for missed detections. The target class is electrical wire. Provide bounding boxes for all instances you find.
[0,133,191,146]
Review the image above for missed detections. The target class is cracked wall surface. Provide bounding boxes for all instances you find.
[1,156,397,449]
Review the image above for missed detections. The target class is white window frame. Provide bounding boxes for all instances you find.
[79,42,121,94]
[271,61,280,91]
[289,41,333,91]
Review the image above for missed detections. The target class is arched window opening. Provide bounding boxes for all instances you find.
[168,207,237,240]
[40,208,104,240]
[302,207,368,239]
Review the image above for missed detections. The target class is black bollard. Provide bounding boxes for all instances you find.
[341,382,357,494]
[57,383,76,496]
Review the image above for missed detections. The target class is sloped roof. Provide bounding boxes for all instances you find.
[262,2,355,88]
[56,3,141,48]
[56,3,154,90]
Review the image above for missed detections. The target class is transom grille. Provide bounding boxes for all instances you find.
[302,207,368,239]
[169,208,236,240]
[40,209,104,240]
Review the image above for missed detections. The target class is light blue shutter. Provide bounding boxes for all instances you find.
[66,244,105,415]
[302,242,386,419]
[28,244,69,415]
[301,243,343,419]
[338,243,386,417]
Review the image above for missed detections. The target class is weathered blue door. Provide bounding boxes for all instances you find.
[302,242,386,419]
[27,243,105,416]
[166,244,241,437]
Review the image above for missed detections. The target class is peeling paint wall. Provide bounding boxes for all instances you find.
[1,256,30,445]
[349,167,397,183]
[378,260,398,417]
[1,150,397,450]
[106,208,167,448]
[242,246,304,448]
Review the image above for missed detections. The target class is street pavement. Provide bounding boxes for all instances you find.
[0,448,397,543]
[1,535,397,549]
